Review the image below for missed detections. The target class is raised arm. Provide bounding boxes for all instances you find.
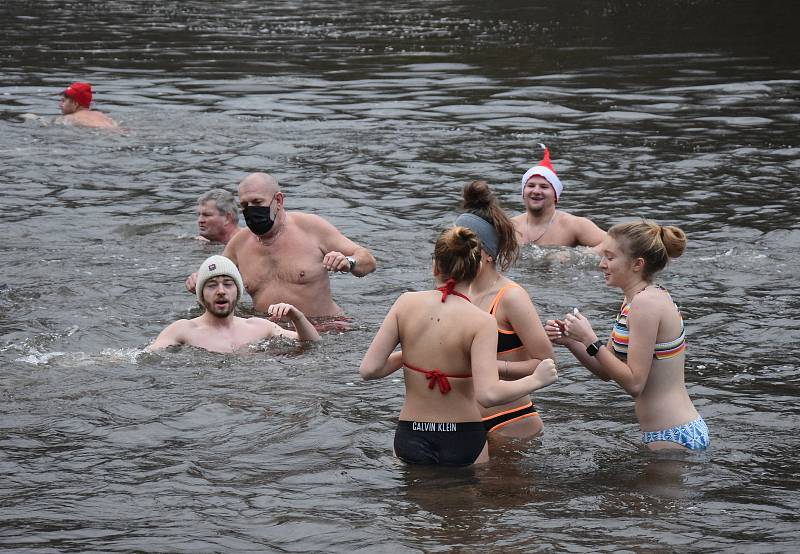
[562,300,658,397]
[266,303,320,342]
[499,286,554,379]
[309,214,377,277]
[471,316,558,407]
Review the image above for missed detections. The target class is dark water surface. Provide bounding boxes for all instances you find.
[2,1,799,552]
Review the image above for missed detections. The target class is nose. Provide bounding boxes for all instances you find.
[212,282,227,294]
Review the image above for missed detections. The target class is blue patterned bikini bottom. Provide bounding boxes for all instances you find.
[641,415,710,450]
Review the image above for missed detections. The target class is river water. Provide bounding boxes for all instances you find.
[1,1,799,552]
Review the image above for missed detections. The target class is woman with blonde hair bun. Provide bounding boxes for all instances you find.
[360,226,557,466]
[545,219,710,450]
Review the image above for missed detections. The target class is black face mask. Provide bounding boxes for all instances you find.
[242,199,276,236]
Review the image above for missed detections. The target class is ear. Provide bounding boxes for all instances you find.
[631,256,646,273]
[274,191,284,208]
[431,259,441,277]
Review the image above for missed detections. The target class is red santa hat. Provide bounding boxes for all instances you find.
[520,144,563,201]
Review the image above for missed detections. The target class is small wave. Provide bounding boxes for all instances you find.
[518,244,601,268]
[16,347,145,367]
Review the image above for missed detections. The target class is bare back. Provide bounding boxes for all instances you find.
[224,212,341,317]
[60,110,118,129]
[394,290,496,422]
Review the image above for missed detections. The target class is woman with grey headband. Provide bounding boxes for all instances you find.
[455,180,556,439]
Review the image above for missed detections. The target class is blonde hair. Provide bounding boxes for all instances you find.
[460,180,519,272]
[608,219,686,280]
[433,226,482,282]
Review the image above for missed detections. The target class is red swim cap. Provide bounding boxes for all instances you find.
[63,82,92,108]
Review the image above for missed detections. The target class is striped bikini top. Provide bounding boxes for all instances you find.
[610,285,686,360]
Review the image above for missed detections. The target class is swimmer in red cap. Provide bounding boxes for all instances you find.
[58,82,118,129]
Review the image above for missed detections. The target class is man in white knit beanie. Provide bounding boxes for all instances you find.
[148,255,319,352]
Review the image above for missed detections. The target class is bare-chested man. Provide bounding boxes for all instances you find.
[185,172,377,318]
[57,82,118,129]
[149,255,319,352]
[195,189,242,245]
[511,144,605,249]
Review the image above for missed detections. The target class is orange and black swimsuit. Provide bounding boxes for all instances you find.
[488,284,525,353]
[483,282,539,433]
[395,279,487,466]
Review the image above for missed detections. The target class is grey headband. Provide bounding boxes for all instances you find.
[454,212,499,259]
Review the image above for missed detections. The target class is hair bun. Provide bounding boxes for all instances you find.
[461,180,493,210]
[660,225,687,259]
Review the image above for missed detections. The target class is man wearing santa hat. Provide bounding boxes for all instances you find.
[511,144,605,250]
[58,82,118,129]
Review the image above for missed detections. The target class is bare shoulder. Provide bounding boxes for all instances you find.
[150,318,196,347]
[394,290,422,307]
[167,318,196,331]
[629,288,667,313]
[223,228,250,258]
[242,316,280,332]
[504,281,531,299]
[471,307,498,330]
[556,210,584,224]
[290,211,339,233]
[562,210,602,229]
[557,210,605,246]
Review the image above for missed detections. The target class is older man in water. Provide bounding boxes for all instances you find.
[185,172,377,318]
[150,255,319,352]
[195,189,242,245]
[511,144,605,249]
[57,82,118,129]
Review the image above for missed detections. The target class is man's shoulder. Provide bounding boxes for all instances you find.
[287,210,331,227]
[159,317,196,338]
[239,316,281,337]
[286,211,342,237]
[555,210,600,230]
[225,228,252,250]
[76,110,118,128]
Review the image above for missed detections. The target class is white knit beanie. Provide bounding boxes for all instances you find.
[195,255,244,304]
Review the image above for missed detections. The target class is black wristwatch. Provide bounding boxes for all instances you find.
[346,256,357,272]
[586,339,604,357]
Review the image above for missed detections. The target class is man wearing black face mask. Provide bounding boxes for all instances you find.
[185,172,376,319]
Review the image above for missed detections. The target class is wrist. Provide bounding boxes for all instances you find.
[346,255,356,273]
[586,339,604,357]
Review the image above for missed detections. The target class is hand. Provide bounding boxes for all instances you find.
[322,251,351,272]
[544,319,572,345]
[531,358,558,388]
[266,303,297,320]
[185,272,198,294]
[563,309,597,346]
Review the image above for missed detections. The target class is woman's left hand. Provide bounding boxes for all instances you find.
[563,309,597,346]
